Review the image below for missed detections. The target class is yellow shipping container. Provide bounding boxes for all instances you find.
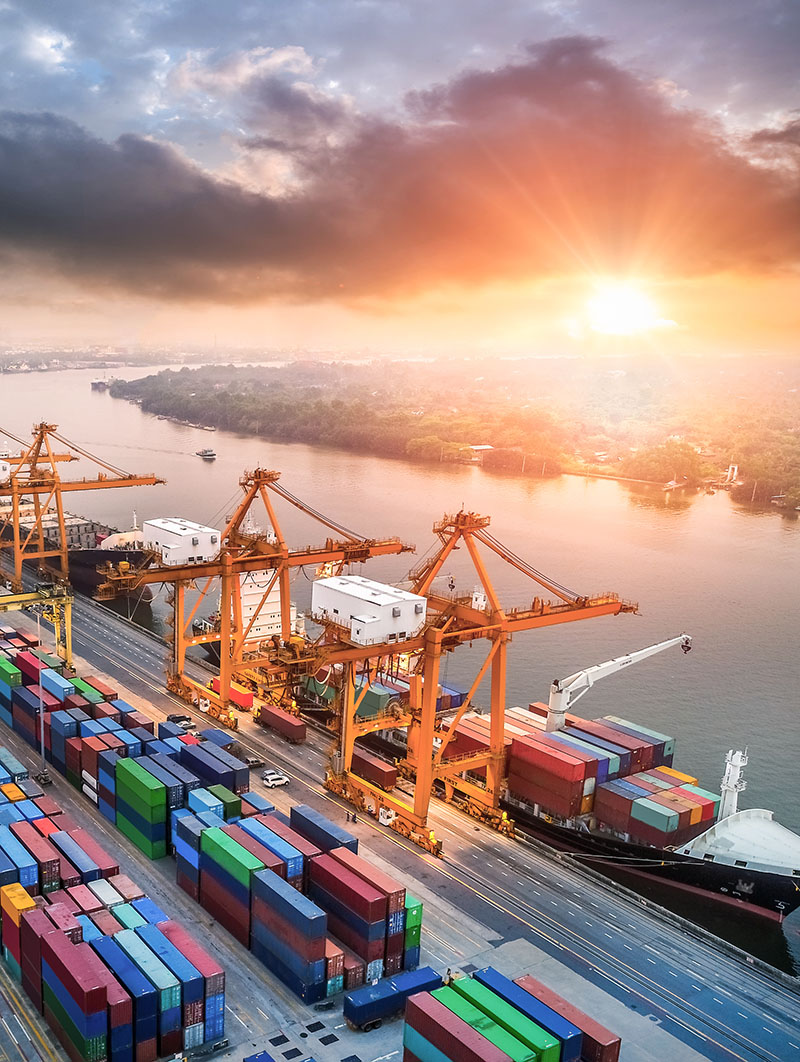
[580,794,594,815]
[0,883,36,926]
[0,783,26,802]
[655,766,699,786]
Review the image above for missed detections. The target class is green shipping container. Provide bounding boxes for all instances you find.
[450,978,560,1062]
[207,784,241,820]
[114,903,147,929]
[404,923,421,948]
[201,827,264,888]
[71,677,105,704]
[116,761,167,805]
[405,893,423,929]
[630,796,679,832]
[0,658,22,688]
[31,648,64,674]
[302,676,336,703]
[116,813,167,860]
[432,986,537,1062]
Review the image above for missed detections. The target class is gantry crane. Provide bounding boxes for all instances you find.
[0,422,164,592]
[95,468,413,711]
[322,510,638,853]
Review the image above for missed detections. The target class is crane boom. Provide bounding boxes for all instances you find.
[546,633,691,732]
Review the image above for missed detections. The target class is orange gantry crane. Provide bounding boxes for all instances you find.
[0,422,164,592]
[95,468,413,710]
[321,510,637,853]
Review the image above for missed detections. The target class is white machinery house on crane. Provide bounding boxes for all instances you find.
[312,574,427,646]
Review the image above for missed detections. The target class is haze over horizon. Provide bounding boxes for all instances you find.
[0,1,798,354]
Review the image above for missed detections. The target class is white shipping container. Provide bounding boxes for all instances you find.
[142,518,220,565]
[312,574,426,646]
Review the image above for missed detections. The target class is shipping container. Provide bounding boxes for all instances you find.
[404,992,514,1062]
[289,805,357,854]
[514,973,621,1062]
[343,966,441,1029]
[472,967,582,1062]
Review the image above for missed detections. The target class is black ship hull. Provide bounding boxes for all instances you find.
[507,802,800,920]
[69,548,153,601]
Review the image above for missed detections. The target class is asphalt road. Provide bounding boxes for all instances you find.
[12,589,800,1062]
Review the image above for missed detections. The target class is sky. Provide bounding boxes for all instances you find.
[0,1,798,354]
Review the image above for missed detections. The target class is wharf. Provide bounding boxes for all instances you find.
[2,595,799,1062]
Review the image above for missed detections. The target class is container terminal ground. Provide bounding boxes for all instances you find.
[0,593,798,1062]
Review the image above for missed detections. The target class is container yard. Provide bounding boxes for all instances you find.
[0,602,798,1062]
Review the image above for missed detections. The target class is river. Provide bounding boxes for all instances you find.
[2,365,799,970]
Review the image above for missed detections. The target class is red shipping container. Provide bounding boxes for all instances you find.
[176,870,200,902]
[510,736,587,782]
[327,847,406,915]
[221,824,286,879]
[325,938,344,979]
[255,702,306,743]
[83,676,118,701]
[384,952,402,976]
[514,974,620,1062]
[178,734,200,745]
[9,821,61,888]
[99,732,125,754]
[309,853,387,923]
[90,908,124,936]
[199,871,250,947]
[45,902,83,944]
[351,746,397,790]
[67,828,120,878]
[80,737,107,780]
[671,787,716,822]
[33,795,62,818]
[524,731,599,780]
[256,815,321,865]
[62,694,89,711]
[135,1038,158,1062]
[40,933,106,1012]
[92,703,121,723]
[508,764,584,802]
[157,919,225,997]
[405,992,513,1062]
[26,685,60,711]
[87,947,133,1028]
[124,712,154,734]
[107,874,145,903]
[507,773,582,819]
[250,896,326,961]
[45,890,80,915]
[13,651,47,682]
[66,884,103,914]
[324,913,384,963]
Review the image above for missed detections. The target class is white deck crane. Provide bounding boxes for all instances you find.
[546,634,692,732]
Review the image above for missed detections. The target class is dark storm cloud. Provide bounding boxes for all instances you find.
[0,39,798,303]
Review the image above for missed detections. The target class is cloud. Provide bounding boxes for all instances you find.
[0,38,798,304]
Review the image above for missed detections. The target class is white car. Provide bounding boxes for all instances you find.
[261,768,290,788]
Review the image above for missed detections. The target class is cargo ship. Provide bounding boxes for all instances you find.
[0,500,152,599]
[302,661,800,920]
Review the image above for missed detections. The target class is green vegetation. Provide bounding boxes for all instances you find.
[110,354,800,507]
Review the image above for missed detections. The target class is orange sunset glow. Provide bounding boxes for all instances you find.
[0,9,797,353]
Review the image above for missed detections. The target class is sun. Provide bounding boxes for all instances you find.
[586,283,662,336]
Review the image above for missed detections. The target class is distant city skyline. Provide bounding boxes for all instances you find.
[0,2,797,353]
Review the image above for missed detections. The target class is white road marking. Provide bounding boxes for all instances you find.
[1,1018,19,1047]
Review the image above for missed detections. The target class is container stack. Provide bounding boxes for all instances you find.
[507,734,597,820]
[198,827,265,946]
[326,847,407,976]
[1,881,37,979]
[308,852,387,980]
[115,760,167,860]
[402,966,617,1062]
[403,894,423,971]
[173,813,204,901]
[249,867,328,1003]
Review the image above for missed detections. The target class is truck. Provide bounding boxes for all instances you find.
[343,967,442,1031]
